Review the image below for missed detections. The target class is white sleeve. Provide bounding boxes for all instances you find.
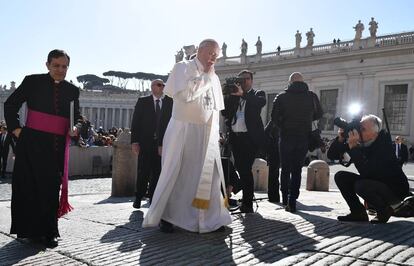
[164,62,212,103]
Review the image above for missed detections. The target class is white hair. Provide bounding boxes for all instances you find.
[361,114,382,133]
[198,39,219,49]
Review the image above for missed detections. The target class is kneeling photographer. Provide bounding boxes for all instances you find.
[221,70,266,213]
[328,114,411,223]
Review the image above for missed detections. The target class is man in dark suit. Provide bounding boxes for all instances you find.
[0,125,15,178]
[393,136,408,167]
[222,70,266,213]
[130,79,173,209]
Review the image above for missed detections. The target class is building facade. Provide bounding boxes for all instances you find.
[215,31,414,143]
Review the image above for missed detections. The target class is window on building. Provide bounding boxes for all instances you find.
[318,89,338,131]
[384,84,408,132]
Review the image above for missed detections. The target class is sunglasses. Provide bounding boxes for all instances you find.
[155,83,165,88]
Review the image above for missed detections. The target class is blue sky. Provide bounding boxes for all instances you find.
[1,0,413,89]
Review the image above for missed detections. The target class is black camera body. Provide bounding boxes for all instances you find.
[222,76,245,95]
[333,116,361,138]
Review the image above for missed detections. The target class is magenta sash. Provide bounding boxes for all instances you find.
[26,109,73,218]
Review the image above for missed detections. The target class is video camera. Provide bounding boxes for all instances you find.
[222,76,245,95]
[333,116,361,139]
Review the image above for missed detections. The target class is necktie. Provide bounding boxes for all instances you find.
[397,144,401,158]
[155,99,161,138]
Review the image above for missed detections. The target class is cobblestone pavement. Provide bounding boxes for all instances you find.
[0,164,413,265]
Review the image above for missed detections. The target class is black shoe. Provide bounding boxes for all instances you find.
[43,237,58,248]
[133,199,141,209]
[285,201,296,213]
[228,199,238,207]
[370,207,393,224]
[213,226,226,233]
[338,211,369,222]
[159,220,174,233]
[240,205,254,213]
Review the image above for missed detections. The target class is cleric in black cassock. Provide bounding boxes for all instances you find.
[4,49,81,247]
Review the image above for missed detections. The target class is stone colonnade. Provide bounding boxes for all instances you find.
[80,106,134,130]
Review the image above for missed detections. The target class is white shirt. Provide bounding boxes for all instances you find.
[231,88,252,133]
[152,94,165,110]
[231,98,247,132]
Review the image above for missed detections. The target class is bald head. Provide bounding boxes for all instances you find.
[288,72,304,83]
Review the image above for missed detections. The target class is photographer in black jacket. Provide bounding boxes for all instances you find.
[222,70,266,213]
[328,114,410,223]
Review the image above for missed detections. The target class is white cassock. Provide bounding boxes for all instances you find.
[142,58,232,233]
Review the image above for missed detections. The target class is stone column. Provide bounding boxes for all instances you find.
[97,108,101,128]
[111,129,137,196]
[125,108,130,129]
[119,108,123,128]
[112,108,116,127]
[104,108,108,129]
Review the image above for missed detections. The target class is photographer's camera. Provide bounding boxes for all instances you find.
[222,77,245,95]
[333,116,361,139]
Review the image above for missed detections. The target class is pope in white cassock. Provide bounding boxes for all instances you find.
[142,39,232,233]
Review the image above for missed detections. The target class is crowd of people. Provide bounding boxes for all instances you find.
[3,43,413,249]
[73,117,120,147]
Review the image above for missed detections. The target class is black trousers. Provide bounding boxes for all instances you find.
[221,157,241,193]
[230,132,256,208]
[0,151,8,176]
[334,171,401,212]
[267,148,280,200]
[136,140,161,202]
[279,136,308,202]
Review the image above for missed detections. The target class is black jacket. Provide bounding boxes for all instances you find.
[327,130,410,199]
[130,95,173,150]
[271,82,323,138]
[392,142,409,165]
[0,133,15,158]
[222,88,266,149]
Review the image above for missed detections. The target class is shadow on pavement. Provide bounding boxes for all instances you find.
[95,196,135,205]
[239,213,318,263]
[139,226,236,265]
[297,209,414,248]
[296,201,333,212]
[0,239,43,265]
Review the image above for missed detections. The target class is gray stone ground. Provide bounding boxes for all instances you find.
[0,163,413,266]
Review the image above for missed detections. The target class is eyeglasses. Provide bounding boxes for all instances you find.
[155,83,165,88]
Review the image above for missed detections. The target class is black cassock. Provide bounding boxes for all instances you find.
[4,73,81,238]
